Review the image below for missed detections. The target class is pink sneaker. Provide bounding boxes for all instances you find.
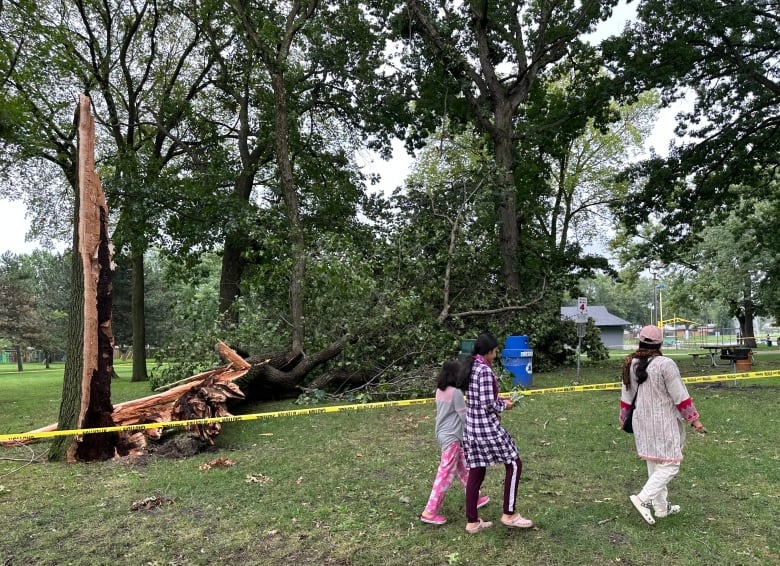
[420,513,447,525]
[477,495,490,509]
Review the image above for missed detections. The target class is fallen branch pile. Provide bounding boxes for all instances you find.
[4,342,266,456]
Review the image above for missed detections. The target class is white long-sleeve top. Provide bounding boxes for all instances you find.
[620,356,699,463]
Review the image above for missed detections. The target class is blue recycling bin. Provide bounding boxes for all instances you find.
[502,335,533,387]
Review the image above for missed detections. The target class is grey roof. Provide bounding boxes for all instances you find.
[561,305,631,327]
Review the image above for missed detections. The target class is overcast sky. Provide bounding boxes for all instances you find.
[2,1,682,257]
[0,199,40,255]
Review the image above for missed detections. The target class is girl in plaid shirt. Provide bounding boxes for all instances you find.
[462,333,534,533]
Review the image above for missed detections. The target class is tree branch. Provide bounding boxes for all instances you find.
[447,278,547,319]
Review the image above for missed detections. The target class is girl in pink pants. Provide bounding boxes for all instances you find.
[421,361,488,525]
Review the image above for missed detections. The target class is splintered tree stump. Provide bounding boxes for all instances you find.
[109,345,256,454]
[63,93,117,462]
[171,376,245,444]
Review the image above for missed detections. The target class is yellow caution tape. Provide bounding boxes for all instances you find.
[0,398,432,442]
[515,368,780,395]
[2,369,778,443]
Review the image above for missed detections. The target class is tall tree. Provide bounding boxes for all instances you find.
[2,0,218,381]
[19,250,72,366]
[197,0,407,351]
[395,0,621,297]
[543,90,659,258]
[678,205,776,346]
[0,253,46,371]
[186,1,276,327]
[0,251,70,369]
[605,0,780,256]
[57,0,216,381]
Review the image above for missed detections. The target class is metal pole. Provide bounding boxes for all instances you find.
[576,337,581,377]
[652,272,657,326]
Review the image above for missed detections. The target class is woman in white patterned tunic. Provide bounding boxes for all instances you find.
[619,325,706,525]
[462,333,533,533]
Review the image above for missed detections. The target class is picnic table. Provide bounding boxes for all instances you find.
[694,345,753,370]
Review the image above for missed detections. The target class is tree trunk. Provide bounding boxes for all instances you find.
[217,170,257,326]
[492,115,521,295]
[50,221,84,461]
[737,301,757,348]
[272,72,306,354]
[218,231,247,327]
[50,118,84,462]
[76,202,117,461]
[14,345,23,372]
[50,94,117,462]
[131,251,148,382]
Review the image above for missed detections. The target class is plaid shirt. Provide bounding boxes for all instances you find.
[463,358,519,468]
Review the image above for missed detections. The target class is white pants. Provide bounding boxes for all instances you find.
[638,460,680,513]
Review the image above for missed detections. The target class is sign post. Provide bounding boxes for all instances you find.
[576,297,588,377]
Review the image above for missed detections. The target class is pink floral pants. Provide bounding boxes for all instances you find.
[423,441,469,515]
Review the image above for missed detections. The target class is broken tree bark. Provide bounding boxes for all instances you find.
[56,93,117,463]
[153,343,253,393]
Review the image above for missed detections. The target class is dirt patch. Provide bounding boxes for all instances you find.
[608,531,628,545]
[115,434,216,466]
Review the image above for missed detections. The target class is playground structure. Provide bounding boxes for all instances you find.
[657,317,700,345]
[654,317,758,347]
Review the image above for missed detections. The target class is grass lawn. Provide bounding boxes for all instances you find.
[1,356,779,565]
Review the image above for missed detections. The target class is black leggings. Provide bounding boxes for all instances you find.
[465,457,523,522]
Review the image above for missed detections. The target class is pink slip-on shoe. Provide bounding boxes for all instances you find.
[500,514,534,529]
[420,513,446,525]
[477,495,490,509]
[465,518,493,534]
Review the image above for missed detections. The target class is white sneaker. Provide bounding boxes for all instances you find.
[655,503,681,518]
[629,494,656,525]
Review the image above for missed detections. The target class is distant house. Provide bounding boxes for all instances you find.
[561,305,632,348]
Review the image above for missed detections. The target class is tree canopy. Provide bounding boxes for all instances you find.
[2,0,777,410]
[606,0,780,256]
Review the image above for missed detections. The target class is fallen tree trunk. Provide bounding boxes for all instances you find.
[5,335,359,456]
[236,332,358,399]
[4,342,261,454]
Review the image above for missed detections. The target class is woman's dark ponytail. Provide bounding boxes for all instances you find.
[458,355,475,388]
[459,333,499,387]
[635,341,661,385]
